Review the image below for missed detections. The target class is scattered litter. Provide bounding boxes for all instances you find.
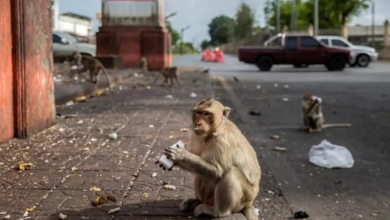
[71,166,77,171]
[65,101,74,106]
[254,208,260,216]
[151,172,157,177]
[108,133,118,140]
[107,195,117,202]
[146,86,151,89]
[91,138,97,142]
[269,134,281,140]
[284,85,289,88]
[149,125,154,128]
[122,151,129,154]
[25,146,31,151]
[93,196,107,206]
[168,135,174,139]
[190,92,197,98]
[0,212,6,215]
[282,98,289,101]
[256,85,261,89]
[143,192,150,198]
[180,128,189,132]
[96,90,104,96]
[165,95,173,99]
[26,206,36,212]
[73,96,87,103]
[18,163,33,170]
[59,213,67,219]
[249,110,261,116]
[108,207,121,214]
[91,187,101,192]
[56,113,78,119]
[273,147,287,152]
[134,73,140,77]
[77,120,83,124]
[83,147,90,151]
[309,140,354,169]
[4,215,10,219]
[163,185,176,190]
[294,211,309,219]
[59,128,65,132]
[233,76,239,82]
[274,83,279,87]
[23,211,28,217]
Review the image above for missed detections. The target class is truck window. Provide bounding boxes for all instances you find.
[286,37,297,51]
[53,34,62,43]
[300,36,320,48]
[331,39,349,47]
[320,39,329,45]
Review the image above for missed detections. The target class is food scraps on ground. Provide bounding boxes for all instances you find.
[269,134,281,140]
[273,146,287,152]
[18,163,33,170]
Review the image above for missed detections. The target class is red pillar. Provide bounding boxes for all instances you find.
[0,0,55,142]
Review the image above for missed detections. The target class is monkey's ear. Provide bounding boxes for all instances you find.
[223,107,231,118]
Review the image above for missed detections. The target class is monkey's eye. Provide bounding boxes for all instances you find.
[202,112,211,117]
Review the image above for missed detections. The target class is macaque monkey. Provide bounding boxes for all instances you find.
[301,94,351,133]
[70,52,112,89]
[152,66,181,87]
[139,56,148,73]
[156,98,261,220]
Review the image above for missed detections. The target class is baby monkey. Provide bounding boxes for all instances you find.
[139,56,148,73]
[301,93,351,133]
[152,66,181,87]
[70,52,112,89]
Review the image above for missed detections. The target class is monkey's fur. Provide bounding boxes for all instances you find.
[160,98,261,219]
[139,56,148,73]
[152,66,181,87]
[70,52,112,88]
[301,94,351,133]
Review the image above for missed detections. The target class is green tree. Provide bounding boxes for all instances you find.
[166,21,180,45]
[265,0,371,30]
[234,2,256,39]
[208,15,236,46]
[200,40,212,50]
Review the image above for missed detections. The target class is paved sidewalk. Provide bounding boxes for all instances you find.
[0,72,243,220]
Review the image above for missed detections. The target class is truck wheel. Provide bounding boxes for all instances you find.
[356,54,371,67]
[257,56,273,71]
[327,56,346,71]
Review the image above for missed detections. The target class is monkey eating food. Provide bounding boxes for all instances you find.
[152,66,181,87]
[155,98,261,220]
[70,52,112,89]
[301,93,351,133]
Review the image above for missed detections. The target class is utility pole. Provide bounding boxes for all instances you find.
[180,26,190,55]
[290,0,296,31]
[276,0,280,33]
[314,0,318,35]
[371,1,375,46]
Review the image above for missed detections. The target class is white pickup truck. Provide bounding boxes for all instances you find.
[315,35,378,67]
[52,31,96,62]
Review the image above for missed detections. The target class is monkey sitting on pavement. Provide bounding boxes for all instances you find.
[301,93,351,133]
[152,66,181,87]
[70,52,112,89]
[139,56,148,73]
[156,98,261,220]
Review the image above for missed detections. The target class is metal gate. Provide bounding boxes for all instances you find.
[0,0,14,142]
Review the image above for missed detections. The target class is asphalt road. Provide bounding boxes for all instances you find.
[174,54,390,220]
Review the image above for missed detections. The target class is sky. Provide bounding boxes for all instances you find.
[57,0,389,47]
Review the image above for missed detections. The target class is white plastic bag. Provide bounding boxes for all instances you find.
[309,140,354,169]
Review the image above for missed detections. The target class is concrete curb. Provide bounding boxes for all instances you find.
[54,69,133,105]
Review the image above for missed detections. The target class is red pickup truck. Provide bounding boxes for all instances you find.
[238,34,354,71]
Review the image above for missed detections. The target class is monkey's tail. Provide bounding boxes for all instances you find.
[242,205,259,220]
[322,123,351,128]
[100,67,112,89]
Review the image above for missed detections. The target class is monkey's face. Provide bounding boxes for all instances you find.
[302,95,313,109]
[192,110,213,136]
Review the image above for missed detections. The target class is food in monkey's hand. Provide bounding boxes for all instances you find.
[156,140,185,170]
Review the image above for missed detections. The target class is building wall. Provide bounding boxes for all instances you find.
[50,0,59,30]
[57,15,92,38]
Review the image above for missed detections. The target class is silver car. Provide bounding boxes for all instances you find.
[315,35,378,67]
[52,31,96,62]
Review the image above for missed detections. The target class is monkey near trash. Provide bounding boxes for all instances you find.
[301,93,351,133]
[156,98,261,220]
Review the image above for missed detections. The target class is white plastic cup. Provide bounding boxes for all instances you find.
[159,140,185,169]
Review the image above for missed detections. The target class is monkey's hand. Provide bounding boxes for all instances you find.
[164,148,189,162]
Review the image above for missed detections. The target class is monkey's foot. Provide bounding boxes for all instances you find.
[308,128,321,133]
[179,198,202,212]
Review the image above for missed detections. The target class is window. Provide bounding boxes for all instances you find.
[320,39,329,45]
[286,37,297,51]
[331,39,349,47]
[53,34,62,43]
[300,36,320,47]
